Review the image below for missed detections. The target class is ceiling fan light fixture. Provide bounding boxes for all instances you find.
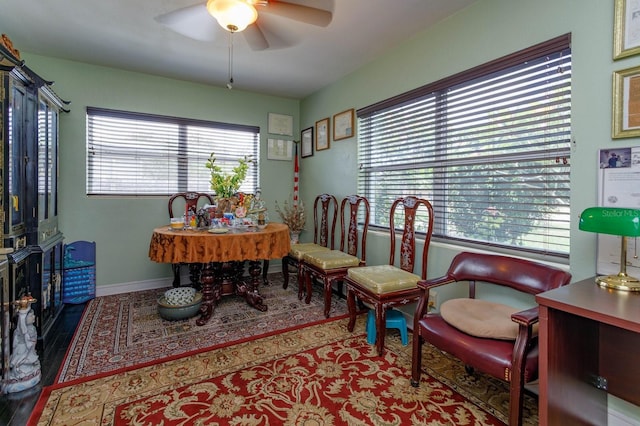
[206,0,258,32]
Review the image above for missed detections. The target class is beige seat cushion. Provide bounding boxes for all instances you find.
[303,250,360,269]
[289,243,330,260]
[440,298,523,340]
[347,264,420,294]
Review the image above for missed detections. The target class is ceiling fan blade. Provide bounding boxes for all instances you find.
[155,4,219,42]
[243,24,270,51]
[261,1,332,27]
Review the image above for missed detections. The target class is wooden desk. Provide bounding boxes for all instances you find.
[149,223,290,325]
[536,278,640,425]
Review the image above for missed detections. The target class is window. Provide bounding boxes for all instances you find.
[86,108,260,196]
[357,34,572,258]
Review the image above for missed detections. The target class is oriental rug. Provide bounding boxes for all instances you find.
[31,317,535,425]
[56,272,348,383]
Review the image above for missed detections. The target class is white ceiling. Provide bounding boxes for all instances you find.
[0,0,477,99]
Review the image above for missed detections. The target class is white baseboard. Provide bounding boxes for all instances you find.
[95,276,174,297]
[609,407,640,426]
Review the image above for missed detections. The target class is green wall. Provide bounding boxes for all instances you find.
[22,55,300,287]
[300,0,629,283]
[21,0,637,289]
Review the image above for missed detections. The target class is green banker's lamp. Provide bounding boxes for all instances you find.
[579,207,640,291]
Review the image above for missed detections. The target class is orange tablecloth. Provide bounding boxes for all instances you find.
[149,222,291,264]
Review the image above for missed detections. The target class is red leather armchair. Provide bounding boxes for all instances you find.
[411,252,571,426]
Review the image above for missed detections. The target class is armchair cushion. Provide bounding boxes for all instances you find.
[303,250,361,269]
[289,243,330,260]
[440,298,520,340]
[347,265,420,294]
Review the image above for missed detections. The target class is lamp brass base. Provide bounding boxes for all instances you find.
[595,274,640,292]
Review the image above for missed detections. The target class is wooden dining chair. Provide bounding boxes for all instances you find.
[301,195,370,317]
[281,194,338,299]
[344,196,434,356]
[168,191,214,287]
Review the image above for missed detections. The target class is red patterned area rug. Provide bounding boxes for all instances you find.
[32,318,517,425]
[56,272,348,383]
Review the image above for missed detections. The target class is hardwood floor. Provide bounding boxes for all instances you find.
[0,303,86,426]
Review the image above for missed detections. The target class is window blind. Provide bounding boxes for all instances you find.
[86,108,259,196]
[357,34,572,258]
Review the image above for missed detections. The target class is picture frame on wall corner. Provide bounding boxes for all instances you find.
[614,0,640,60]
[612,65,640,138]
[315,118,330,151]
[333,108,354,141]
[301,127,314,158]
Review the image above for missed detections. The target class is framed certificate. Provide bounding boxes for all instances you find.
[333,108,354,141]
[301,127,314,158]
[315,118,330,151]
[267,139,293,161]
[268,113,293,136]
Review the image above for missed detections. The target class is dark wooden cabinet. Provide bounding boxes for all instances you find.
[536,278,640,425]
[0,45,67,359]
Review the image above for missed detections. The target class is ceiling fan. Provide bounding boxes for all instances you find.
[155,0,333,51]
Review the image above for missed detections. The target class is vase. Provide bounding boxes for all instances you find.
[215,196,237,217]
[290,231,300,244]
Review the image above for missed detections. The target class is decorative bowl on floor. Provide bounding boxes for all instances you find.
[157,292,203,320]
[164,287,196,305]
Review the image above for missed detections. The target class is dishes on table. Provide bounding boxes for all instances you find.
[208,228,229,234]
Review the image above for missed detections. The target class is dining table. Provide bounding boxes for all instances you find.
[149,222,291,325]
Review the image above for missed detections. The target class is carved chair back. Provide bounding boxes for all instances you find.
[313,194,338,249]
[168,192,214,218]
[389,196,435,279]
[339,195,370,260]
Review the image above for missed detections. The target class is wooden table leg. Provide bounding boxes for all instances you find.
[236,260,267,312]
[196,262,222,326]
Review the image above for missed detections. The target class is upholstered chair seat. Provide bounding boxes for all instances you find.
[289,243,330,260]
[347,265,421,294]
[303,250,360,270]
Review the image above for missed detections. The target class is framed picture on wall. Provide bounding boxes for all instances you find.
[268,113,294,136]
[301,127,314,158]
[267,139,293,161]
[315,118,330,151]
[614,0,640,59]
[612,65,640,138]
[333,108,354,140]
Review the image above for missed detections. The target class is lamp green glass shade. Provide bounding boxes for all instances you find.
[579,207,640,236]
[579,207,640,291]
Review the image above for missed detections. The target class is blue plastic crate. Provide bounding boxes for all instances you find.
[63,241,96,304]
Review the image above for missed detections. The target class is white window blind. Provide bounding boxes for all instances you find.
[86,107,259,196]
[357,34,572,258]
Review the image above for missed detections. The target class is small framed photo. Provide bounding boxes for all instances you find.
[614,0,640,60]
[267,139,293,161]
[612,65,640,138]
[301,127,314,158]
[333,108,354,141]
[315,118,330,151]
[268,113,293,136]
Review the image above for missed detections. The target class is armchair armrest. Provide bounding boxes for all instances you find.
[414,276,456,322]
[416,275,455,290]
[511,306,539,327]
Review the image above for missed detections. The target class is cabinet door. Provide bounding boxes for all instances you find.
[8,80,27,237]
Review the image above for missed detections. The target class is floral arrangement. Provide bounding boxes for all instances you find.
[206,153,253,198]
[275,199,305,233]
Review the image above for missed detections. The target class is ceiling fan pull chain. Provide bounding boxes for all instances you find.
[227,30,234,89]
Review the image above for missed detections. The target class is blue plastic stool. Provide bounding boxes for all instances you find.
[366,309,408,346]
